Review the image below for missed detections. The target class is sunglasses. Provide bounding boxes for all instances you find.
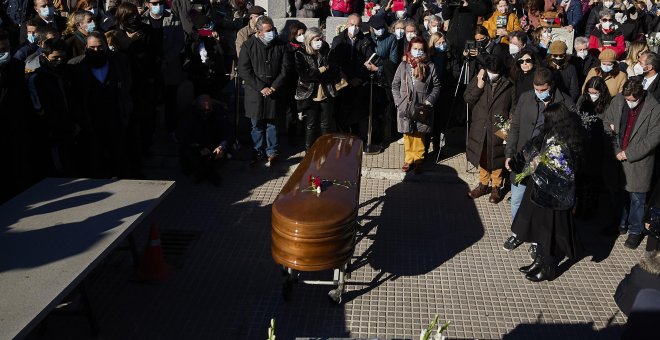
[601,18,612,22]
[518,58,532,64]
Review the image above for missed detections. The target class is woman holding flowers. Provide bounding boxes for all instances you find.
[507,103,585,282]
[392,36,441,174]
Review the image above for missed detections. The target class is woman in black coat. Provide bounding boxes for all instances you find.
[294,27,339,150]
[508,103,586,282]
[510,47,540,98]
[464,54,516,203]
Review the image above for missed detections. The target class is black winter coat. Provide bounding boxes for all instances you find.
[464,74,516,171]
[443,0,489,60]
[553,62,580,102]
[237,35,290,120]
[615,259,660,317]
[294,43,339,101]
[330,30,374,83]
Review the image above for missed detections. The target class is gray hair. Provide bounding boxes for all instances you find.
[574,36,589,48]
[643,51,660,72]
[304,27,323,55]
[429,15,441,25]
[599,8,614,19]
[255,16,274,31]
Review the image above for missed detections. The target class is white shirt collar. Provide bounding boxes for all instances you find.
[644,73,658,90]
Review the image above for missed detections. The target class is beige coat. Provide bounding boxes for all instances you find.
[582,67,628,97]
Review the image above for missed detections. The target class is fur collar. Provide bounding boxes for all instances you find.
[639,251,660,275]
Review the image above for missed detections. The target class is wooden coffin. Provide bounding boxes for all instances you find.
[272,134,363,271]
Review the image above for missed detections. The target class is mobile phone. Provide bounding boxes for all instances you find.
[367,53,377,64]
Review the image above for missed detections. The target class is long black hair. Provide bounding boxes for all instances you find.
[579,76,612,115]
[539,103,586,174]
[510,47,540,81]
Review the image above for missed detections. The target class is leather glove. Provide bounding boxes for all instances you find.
[509,152,526,174]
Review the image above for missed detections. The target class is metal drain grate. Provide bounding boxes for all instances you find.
[160,230,200,268]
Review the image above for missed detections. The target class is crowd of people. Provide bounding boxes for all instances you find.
[2,0,660,312]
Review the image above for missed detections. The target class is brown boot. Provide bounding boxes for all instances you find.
[468,184,490,199]
[489,187,503,204]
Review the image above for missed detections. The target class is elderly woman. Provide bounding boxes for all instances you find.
[588,8,625,59]
[392,37,441,174]
[294,27,339,150]
[483,0,522,44]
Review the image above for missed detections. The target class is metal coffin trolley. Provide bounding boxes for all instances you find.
[271,134,363,303]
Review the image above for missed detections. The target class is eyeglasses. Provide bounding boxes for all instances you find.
[601,18,612,22]
[518,58,532,64]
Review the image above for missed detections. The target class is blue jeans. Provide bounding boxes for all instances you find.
[331,10,349,17]
[511,183,526,221]
[251,118,278,157]
[620,191,647,235]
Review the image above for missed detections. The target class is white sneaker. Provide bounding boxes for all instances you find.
[397,138,404,145]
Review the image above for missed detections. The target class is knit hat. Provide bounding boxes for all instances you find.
[599,49,617,62]
[548,41,567,55]
[368,15,387,30]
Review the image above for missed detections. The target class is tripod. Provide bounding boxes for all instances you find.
[451,57,477,173]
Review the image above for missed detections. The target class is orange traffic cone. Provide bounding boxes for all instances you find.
[135,223,172,283]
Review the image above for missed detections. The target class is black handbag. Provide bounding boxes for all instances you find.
[412,103,432,125]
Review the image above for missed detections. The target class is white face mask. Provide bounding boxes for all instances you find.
[487,71,499,81]
[615,13,627,24]
[396,10,405,19]
[633,62,646,76]
[509,43,520,55]
[601,21,612,30]
[296,34,304,43]
[603,1,613,8]
[589,93,600,102]
[347,25,358,36]
[601,64,613,73]
[374,28,385,36]
[311,40,323,50]
[430,26,438,34]
[406,32,416,41]
[411,49,424,58]
[394,28,405,39]
[576,50,588,59]
[627,99,640,108]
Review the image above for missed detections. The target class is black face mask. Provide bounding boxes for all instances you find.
[40,55,65,71]
[122,15,141,33]
[85,49,108,68]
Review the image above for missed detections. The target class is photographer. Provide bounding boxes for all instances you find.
[459,25,508,80]
[443,0,490,61]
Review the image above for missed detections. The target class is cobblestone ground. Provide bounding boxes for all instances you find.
[31,128,639,340]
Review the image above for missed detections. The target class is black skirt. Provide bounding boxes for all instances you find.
[511,185,582,259]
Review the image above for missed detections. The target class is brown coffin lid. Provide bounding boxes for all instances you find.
[272,134,363,270]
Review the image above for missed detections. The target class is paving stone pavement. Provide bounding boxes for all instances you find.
[30,130,641,340]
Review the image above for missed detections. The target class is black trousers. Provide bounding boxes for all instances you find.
[303,98,334,149]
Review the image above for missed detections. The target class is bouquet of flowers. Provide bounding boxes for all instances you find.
[515,136,576,209]
[364,1,381,16]
[419,315,451,340]
[494,114,510,141]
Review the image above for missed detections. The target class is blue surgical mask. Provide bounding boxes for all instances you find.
[0,51,10,65]
[27,33,37,44]
[151,4,163,15]
[601,64,613,73]
[263,31,275,43]
[86,21,96,33]
[435,43,447,52]
[535,89,551,101]
[40,6,54,19]
[411,49,424,58]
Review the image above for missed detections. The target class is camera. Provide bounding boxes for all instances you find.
[464,40,475,51]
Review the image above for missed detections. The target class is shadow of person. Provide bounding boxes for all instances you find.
[344,165,484,302]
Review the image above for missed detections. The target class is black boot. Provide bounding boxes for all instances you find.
[519,253,543,274]
[525,261,557,282]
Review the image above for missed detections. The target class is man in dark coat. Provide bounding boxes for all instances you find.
[19,0,67,45]
[27,38,78,178]
[602,78,660,250]
[68,32,134,179]
[177,94,234,185]
[570,36,599,87]
[502,67,575,251]
[237,15,289,166]
[0,29,32,203]
[331,14,375,142]
[465,55,516,204]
